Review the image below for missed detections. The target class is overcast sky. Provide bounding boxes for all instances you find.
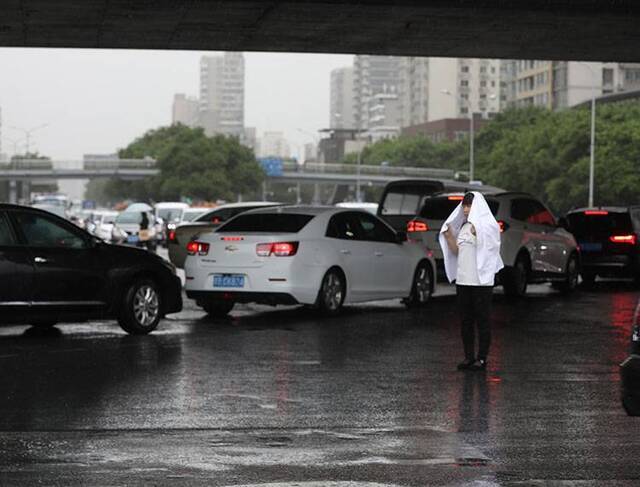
[0,48,353,161]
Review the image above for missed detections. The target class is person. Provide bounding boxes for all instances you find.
[439,192,504,371]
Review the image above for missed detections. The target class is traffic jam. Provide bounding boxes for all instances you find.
[2,178,640,416]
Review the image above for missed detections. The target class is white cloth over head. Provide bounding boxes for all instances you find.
[438,191,504,286]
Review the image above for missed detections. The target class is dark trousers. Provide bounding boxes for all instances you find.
[456,285,493,361]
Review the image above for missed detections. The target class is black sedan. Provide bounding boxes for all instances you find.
[621,300,640,415]
[0,204,182,334]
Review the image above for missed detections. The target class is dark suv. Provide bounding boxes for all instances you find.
[564,207,640,284]
[0,204,182,334]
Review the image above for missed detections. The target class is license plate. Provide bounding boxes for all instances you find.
[579,242,602,252]
[127,235,139,243]
[213,274,245,288]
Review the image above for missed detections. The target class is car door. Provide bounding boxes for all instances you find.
[10,209,110,318]
[325,212,373,301]
[353,212,412,298]
[510,198,564,275]
[0,211,34,323]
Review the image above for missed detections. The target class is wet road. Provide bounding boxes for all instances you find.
[0,279,639,486]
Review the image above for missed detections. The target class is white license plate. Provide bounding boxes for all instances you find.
[213,274,245,288]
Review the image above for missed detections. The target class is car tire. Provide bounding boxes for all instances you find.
[316,268,345,315]
[406,261,433,308]
[503,254,529,299]
[201,300,235,318]
[118,278,162,335]
[554,254,579,294]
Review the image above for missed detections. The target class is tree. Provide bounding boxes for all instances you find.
[102,124,264,203]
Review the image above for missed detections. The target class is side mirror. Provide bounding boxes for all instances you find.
[396,231,408,243]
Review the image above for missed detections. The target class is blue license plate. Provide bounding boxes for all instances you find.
[127,235,139,243]
[213,274,245,288]
[579,242,602,252]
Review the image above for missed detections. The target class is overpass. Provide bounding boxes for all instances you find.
[1,158,468,203]
[1,1,639,62]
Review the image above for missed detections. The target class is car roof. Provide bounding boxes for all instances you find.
[238,205,363,217]
[155,202,189,208]
[209,201,282,210]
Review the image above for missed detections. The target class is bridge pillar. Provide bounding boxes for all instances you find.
[311,183,321,205]
[8,180,17,204]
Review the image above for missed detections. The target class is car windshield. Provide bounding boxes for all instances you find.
[420,196,500,219]
[217,213,315,233]
[182,210,206,222]
[158,208,182,221]
[566,211,633,237]
[116,212,143,224]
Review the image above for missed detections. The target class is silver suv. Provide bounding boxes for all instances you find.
[406,191,580,297]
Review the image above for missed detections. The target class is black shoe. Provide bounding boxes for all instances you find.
[469,359,487,371]
[457,359,475,371]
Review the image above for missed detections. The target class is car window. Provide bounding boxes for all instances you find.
[353,212,397,243]
[0,212,17,246]
[511,198,555,226]
[326,214,360,240]
[566,211,633,237]
[14,212,87,249]
[217,213,314,233]
[380,192,423,215]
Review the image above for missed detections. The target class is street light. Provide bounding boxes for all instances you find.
[9,123,49,154]
[576,62,597,208]
[1,136,26,156]
[441,90,496,182]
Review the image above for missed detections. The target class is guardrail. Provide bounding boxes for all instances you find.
[281,161,456,179]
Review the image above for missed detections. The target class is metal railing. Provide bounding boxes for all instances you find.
[281,161,456,179]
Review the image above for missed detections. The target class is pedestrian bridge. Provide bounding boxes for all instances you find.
[0,159,467,186]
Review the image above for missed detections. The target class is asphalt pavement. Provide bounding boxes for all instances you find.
[0,264,638,485]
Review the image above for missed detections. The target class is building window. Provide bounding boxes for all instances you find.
[491,81,496,87]
[480,67,487,74]
[461,80,469,87]
[480,81,487,87]
[491,67,496,74]
[460,107,469,114]
[603,68,614,85]
[461,66,469,73]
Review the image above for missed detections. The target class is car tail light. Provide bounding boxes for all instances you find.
[256,241,299,257]
[407,220,429,232]
[448,195,464,201]
[610,234,637,245]
[585,210,609,216]
[186,241,210,256]
[498,220,509,232]
[168,230,177,242]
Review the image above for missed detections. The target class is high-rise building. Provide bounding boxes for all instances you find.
[172,94,199,127]
[354,55,402,130]
[508,60,640,110]
[366,93,402,141]
[199,52,245,138]
[330,67,355,129]
[399,57,507,126]
[258,132,290,159]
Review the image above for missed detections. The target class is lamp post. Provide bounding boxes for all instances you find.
[577,62,597,207]
[441,90,496,182]
[9,123,49,155]
[297,128,320,204]
[1,137,25,156]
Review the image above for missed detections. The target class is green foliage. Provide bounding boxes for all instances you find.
[102,124,263,203]
[346,102,640,214]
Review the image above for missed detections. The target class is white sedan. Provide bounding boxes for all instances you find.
[184,206,437,317]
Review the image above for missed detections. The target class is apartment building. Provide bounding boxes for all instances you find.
[353,55,402,130]
[172,94,200,127]
[330,67,355,129]
[199,52,245,138]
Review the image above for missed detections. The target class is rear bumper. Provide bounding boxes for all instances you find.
[581,254,638,276]
[186,290,299,306]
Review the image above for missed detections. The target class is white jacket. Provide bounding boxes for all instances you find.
[438,191,504,285]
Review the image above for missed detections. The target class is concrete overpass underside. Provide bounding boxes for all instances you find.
[2,1,640,62]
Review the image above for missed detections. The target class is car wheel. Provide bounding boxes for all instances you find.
[503,254,529,299]
[201,300,235,318]
[555,254,579,293]
[406,261,433,308]
[317,269,345,315]
[118,279,162,335]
